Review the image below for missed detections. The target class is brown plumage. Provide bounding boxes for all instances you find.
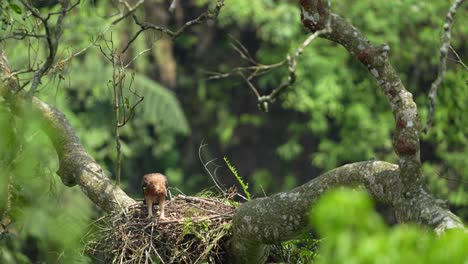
[143,173,168,220]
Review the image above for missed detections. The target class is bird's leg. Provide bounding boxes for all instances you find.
[146,197,153,219]
[158,197,167,220]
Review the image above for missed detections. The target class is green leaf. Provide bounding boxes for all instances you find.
[9,4,22,14]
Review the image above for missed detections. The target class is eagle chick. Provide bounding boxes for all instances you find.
[143,173,168,220]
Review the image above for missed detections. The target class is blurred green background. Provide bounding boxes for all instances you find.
[0,0,466,262]
[309,188,468,264]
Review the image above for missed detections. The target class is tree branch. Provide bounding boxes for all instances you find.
[300,0,422,192]
[122,0,224,53]
[18,0,74,97]
[424,0,465,133]
[208,5,331,112]
[0,49,135,213]
[112,0,145,25]
[229,161,464,263]
[227,2,466,262]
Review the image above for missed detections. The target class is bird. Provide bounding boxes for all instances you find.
[142,173,168,220]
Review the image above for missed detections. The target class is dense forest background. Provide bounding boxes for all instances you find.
[0,0,466,262]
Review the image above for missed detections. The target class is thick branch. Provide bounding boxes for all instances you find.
[228,2,465,263]
[0,49,135,212]
[229,161,464,263]
[300,0,422,191]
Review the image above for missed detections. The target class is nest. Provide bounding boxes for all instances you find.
[86,194,236,264]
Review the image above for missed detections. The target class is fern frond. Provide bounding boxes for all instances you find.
[135,75,190,135]
[223,157,251,200]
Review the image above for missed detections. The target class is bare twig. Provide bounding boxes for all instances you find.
[106,34,123,186]
[424,0,465,133]
[210,29,329,112]
[208,0,331,112]
[122,0,224,53]
[124,48,151,69]
[0,31,46,42]
[177,194,228,206]
[18,0,80,97]
[448,45,468,71]
[198,142,226,194]
[98,34,144,186]
[112,0,145,25]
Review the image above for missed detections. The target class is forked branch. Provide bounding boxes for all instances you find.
[209,0,331,112]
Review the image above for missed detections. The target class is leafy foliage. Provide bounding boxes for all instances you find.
[310,188,468,264]
[0,108,93,263]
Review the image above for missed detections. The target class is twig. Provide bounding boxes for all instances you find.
[208,0,332,112]
[124,48,151,69]
[177,194,225,207]
[108,35,123,186]
[97,33,145,186]
[448,45,468,71]
[158,215,231,224]
[18,0,79,97]
[424,0,465,133]
[150,224,166,264]
[189,202,233,217]
[0,31,46,42]
[198,142,226,193]
[193,224,227,264]
[122,0,224,53]
[112,0,145,25]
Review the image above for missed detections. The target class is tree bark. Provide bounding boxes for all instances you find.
[300,0,422,192]
[228,161,464,263]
